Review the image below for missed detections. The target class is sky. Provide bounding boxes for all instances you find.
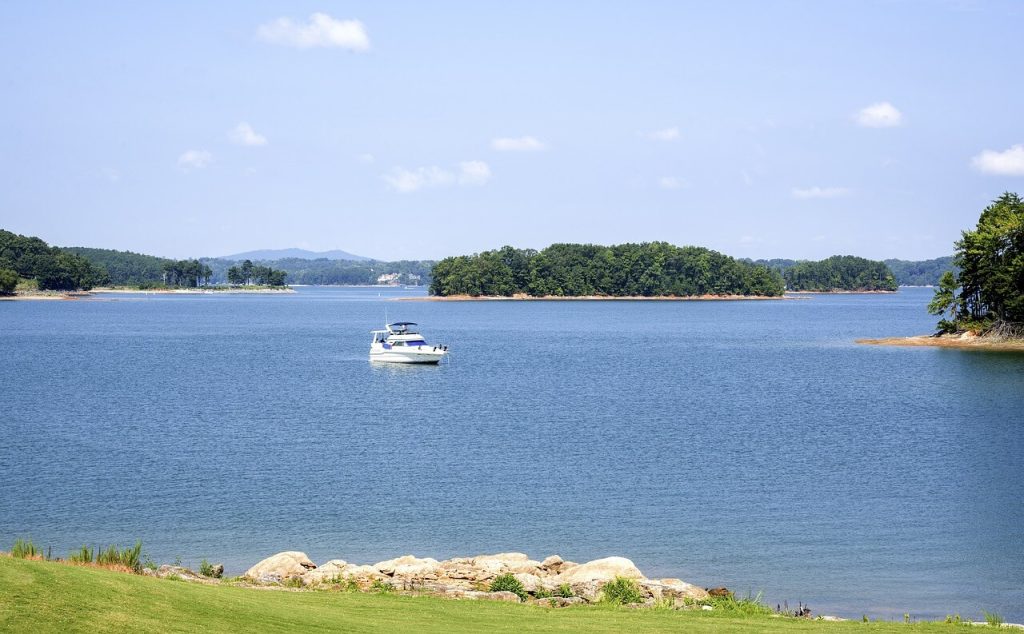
[2,1,1024,262]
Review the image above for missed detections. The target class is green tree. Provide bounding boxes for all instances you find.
[0,268,17,295]
[937,192,1024,333]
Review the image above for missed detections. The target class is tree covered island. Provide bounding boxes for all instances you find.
[429,243,785,298]
[778,255,898,292]
[859,193,1024,350]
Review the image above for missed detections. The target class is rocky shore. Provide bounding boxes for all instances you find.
[146,551,715,608]
[857,332,1024,352]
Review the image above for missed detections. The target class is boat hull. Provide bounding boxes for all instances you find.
[369,349,447,364]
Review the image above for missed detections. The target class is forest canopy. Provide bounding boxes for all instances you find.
[0,230,104,291]
[928,192,1024,334]
[781,256,898,292]
[429,243,785,297]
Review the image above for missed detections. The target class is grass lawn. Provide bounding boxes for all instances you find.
[0,557,974,633]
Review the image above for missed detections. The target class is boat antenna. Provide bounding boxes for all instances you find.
[384,306,389,328]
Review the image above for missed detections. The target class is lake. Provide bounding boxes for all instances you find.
[1,286,1021,621]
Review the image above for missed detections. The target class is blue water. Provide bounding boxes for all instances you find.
[1,287,1022,621]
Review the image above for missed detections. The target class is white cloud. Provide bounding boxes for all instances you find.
[658,176,686,190]
[229,122,267,147]
[178,150,212,170]
[971,144,1024,176]
[855,102,903,128]
[257,13,369,51]
[646,126,680,141]
[383,161,491,192]
[383,166,454,193]
[458,160,491,185]
[791,186,851,199]
[491,136,546,151]
[357,153,375,164]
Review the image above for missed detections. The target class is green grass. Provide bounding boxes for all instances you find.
[600,576,644,604]
[0,556,981,633]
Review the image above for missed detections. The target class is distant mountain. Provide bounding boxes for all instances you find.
[219,248,371,262]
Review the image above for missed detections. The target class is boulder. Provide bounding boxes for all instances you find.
[373,555,433,575]
[303,559,351,585]
[513,572,542,592]
[552,556,644,585]
[657,578,709,600]
[205,563,224,579]
[392,558,440,578]
[539,555,564,574]
[244,551,316,582]
[487,591,522,603]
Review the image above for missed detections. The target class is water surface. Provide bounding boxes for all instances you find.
[1,287,1021,620]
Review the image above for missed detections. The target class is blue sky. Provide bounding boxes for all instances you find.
[2,1,1023,261]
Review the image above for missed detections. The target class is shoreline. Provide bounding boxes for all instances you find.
[857,332,1024,352]
[91,287,296,295]
[2,287,297,300]
[404,293,789,302]
[786,289,897,295]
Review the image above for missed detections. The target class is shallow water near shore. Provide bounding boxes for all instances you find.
[1,286,1022,621]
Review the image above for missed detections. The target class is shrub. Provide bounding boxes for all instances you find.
[556,583,574,598]
[984,611,1004,627]
[488,573,527,601]
[600,577,644,605]
[283,576,304,589]
[370,579,394,594]
[533,587,553,599]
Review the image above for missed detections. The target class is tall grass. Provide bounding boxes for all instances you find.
[68,541,142,572]
[708,592,775,616]
[70,545,95,564]
[11,539,44,560]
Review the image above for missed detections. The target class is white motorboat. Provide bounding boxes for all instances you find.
[370,322,449,364]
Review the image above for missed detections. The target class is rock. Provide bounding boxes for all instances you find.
[373,555,433,575]
[303,559,351,585]
[650,578,709,601]
[393,558,440,578]
[487,591,522,602]
[707,586,732,598]
[471,552,535,574]
[513,572,542,592]
[207,563,225,579]
[244,551,316,582]
[539,555,564,574]
[147,565,206,582]
[552,556,644,585]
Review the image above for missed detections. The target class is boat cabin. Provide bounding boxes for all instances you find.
[371,322,430,347]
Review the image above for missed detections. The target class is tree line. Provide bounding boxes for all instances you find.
[929,192,1024,334]
[780,256,898,291]
[429,243,785,297]
[226,260,287,286]
[1,229,104,292]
